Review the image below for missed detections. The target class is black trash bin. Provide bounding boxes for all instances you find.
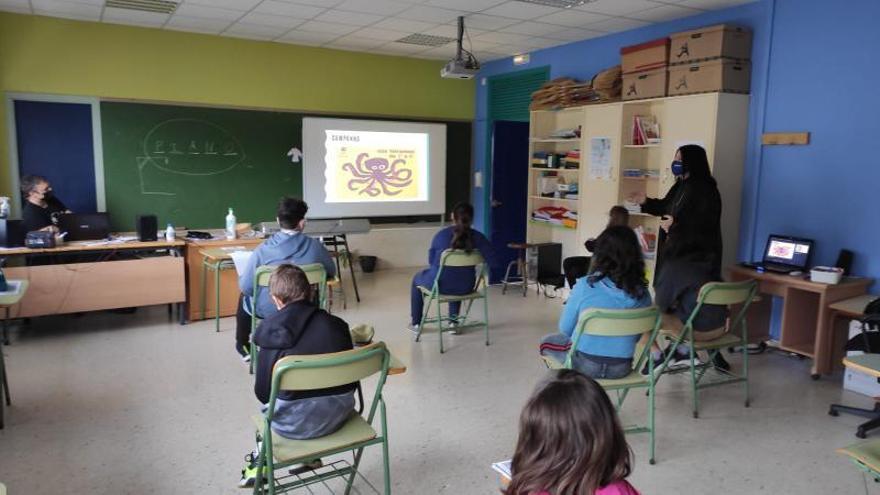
[359,255,377,273]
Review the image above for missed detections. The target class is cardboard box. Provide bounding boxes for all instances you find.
[670,24,752,64]
[622,67,668,101]
[667,58,751,96]
[844,321,880,398]
[621,38,669,74]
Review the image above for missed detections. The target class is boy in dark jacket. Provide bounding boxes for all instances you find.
[240,264,356,488]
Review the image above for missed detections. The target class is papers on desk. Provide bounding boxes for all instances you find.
[0,280,22,296]
[491,459,512,480]
[229,250,252,275]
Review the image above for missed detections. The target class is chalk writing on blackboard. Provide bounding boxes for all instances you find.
[136,118,246,195]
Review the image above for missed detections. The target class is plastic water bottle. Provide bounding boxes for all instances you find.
[0,197,9,219]
[225,208,236,240]
[165,223,175,242]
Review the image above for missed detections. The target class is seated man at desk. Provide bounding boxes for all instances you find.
[20,175,71,233]
[235,197,336,361]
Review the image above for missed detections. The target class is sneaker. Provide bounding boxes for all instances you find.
[238,452,265,488]
[407,323,420,336]
[669,348,701,369]
[236,343,251,363]
[712,352,731,372]
[448,319,461,335]
[641,348,673,376]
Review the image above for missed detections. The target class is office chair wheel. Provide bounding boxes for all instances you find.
[811,373,821,380]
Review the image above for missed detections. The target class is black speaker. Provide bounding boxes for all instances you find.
[0,219,25,247]
[136,215,158,242]
[835,249,854,276]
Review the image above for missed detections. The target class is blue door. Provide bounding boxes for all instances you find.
[489,121,530,282]
[14,100,97,213]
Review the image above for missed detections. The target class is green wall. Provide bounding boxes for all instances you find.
[0,11,475,197]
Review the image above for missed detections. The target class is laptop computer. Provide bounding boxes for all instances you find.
[742,234,814,274]
[58,213,110,241]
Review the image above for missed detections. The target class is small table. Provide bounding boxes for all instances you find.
[501,242,534,296]
[831,354,880,438]
[0,280,28,429]
[200,247,249,332]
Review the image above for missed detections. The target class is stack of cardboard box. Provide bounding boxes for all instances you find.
[667,24,753,96]
[621,38,670,101]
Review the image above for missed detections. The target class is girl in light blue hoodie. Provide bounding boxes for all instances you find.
[540,226,651,379]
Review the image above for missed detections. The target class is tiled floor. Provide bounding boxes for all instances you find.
[0,268,876,494]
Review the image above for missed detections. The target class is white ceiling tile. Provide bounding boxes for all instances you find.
[313,9,383,26]
[461,13,520,30]
[674,0,755,9]
[327,35,388,49]
[165,15,231,34]
[225,22,289,37]
[352,26,413,41]
[103,7,169,27]
[526,37,565,49]
[587,16,650,33]
[272,0,342,6]
[536,9,610,27]
[372,17,436,33]
[185,0,261,11]
[465,38,501,51]
[253,1,326,18]
[628,4,704,22]
[32,0,100,21]
[237,11,307,28]
[472,30,532,45]
[277,29,340,43]
[544,26,604,41]
[335,0,410,15]
[297,19,360,34]
[576,0,665,16]
[474,50,507,61]
[481,1,563,20]
[492,44,534,56]
[501,21,567,37]
[397,5,464,24]
[422,0,505,12]
[375,42,431,55]
[423,23,485,38]
[173,4,244,21]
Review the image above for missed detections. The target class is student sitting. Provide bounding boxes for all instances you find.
[239,264,356,488]
[653,247,731,370]
[584,205,630,253]
[505,369,640,495]
[235,197,336,361]
[540,226,651,379]
[409,202,493,333]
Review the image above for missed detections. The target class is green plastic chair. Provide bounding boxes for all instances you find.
[541,306,662,464]
[658,280,758,418]
[251,342,392,495]
[249,264,329,373]
[415,249,489,354]
[838,439,880,483]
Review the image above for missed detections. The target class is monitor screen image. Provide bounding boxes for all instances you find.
[766,238,811,267]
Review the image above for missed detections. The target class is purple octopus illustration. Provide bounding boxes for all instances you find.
[342,153,413,196]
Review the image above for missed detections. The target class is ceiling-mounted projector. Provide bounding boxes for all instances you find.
[441,16,480,79]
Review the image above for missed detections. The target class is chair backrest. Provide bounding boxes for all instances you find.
[568,306,661,371]
[252,265,276,301]
[433,249,487,292]
[299,263,327,286]
[694,280,758,332]
[273,341,389,392]
[252,263,327,309]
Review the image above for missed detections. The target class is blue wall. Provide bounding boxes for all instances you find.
[473,0,878,293]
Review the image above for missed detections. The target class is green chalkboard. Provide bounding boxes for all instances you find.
[101,101,472,231]
[102,102,304,231]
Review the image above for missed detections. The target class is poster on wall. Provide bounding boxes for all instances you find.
[589,137,612,180]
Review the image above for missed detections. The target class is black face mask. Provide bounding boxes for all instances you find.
[42,190,53,200]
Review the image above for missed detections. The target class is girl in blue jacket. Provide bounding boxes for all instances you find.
[409,203,493,331]
[540,226,652,379]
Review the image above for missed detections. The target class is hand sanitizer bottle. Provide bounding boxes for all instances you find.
[165,223,175,242]
[225,208,236,240]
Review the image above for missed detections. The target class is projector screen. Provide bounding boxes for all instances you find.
[302,118,447,218]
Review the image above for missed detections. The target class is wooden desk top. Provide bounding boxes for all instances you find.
[199,246,253,262]
[0,280,28,307]
[727,265,872,293]
[830,294,878,317]
[0,239,185,256]
[388,354,406,376]
[844,354,880,378]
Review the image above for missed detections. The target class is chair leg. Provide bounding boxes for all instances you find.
[483,293,490,346]
[215,262,222,332]
[501,260,514,295]
[743,323,750,408]
[522,255,529,297]
[438,300,445,354]
[201,260,208,321]
[690,344,699,419]
[345,447,367,495]
[416,295,432,343]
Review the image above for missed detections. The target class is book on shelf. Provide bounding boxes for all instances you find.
[631,115,661,146]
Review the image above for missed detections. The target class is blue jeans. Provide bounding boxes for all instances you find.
[539,333,632,379]
[410,269,470,325]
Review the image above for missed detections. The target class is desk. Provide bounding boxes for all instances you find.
[184,237,262,322]
[831,354,880,438]
[0,280,27,429]
[0,239,186,322]
[727,266,872,378]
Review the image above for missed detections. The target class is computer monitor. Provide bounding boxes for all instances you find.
[763,234,813,270]
[58,213,110,241]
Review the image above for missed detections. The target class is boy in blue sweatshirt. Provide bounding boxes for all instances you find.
[235,197,336,361]
[540,226,652,379]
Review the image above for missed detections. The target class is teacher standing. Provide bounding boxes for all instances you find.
[630,144,723,281]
